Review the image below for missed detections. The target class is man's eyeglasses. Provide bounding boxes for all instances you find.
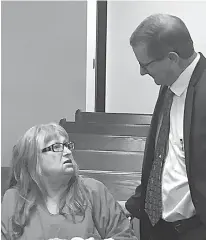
[42,142,75,153]
[139,57,165,71]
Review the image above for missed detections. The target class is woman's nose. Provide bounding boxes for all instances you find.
[63,146,72,155]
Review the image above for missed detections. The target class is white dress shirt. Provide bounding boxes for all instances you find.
[162,53,200,222]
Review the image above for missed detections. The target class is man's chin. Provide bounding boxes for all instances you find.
[153,77,166,85]
[154,79,161,85]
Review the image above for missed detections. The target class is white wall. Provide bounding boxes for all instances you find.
[86,0,97,112]
[106,1,206,114]
[1,1,87,166]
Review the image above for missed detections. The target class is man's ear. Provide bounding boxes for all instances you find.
[168,52,179,63]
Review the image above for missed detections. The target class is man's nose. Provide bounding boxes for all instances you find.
[140,66,148,76]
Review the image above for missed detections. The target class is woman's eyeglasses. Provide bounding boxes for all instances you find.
[42,142,75,153]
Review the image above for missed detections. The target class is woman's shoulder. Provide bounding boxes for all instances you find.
[2,188,19,217]
[81,177,106,193]
[2,187,18,205]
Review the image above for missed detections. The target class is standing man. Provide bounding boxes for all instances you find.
[125,14,206,240]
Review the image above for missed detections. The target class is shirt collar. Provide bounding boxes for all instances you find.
[170,53,200,96]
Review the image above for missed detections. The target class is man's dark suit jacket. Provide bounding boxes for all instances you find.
[125,53,206,240]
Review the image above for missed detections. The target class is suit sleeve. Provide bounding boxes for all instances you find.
[190,70,206,227]
[125,185,141,219]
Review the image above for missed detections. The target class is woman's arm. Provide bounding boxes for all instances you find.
[87,179,138,240]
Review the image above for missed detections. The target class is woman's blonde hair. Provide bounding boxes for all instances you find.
[8,123,89,239]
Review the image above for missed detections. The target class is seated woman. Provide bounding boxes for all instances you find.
[1,123,137,240]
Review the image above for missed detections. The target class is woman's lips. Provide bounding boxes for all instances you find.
[63,159,72,164]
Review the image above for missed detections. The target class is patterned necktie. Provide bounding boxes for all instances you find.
[145,87,174,226]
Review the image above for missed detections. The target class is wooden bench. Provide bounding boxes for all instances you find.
[75,109,152,125]
[59,118,144,201]
[69,133,146,152]
[59,119,149,137]
[73,150,143,172]
[61,113,144,237]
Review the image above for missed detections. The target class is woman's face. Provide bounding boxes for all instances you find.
[38,135,75,177]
